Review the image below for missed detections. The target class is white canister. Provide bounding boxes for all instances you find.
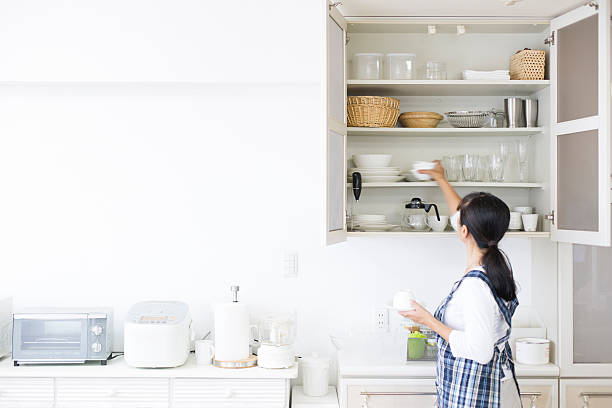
[352,53,383,80]
[385,53,416,79]
[515,338,550,365]
[301,353,330,397]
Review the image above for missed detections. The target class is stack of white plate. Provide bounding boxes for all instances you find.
[349,154,403,183]
[348,167,403,183]
[351,215,398,232]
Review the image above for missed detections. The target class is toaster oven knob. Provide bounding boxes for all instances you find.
[91,325,104,336]
[91,342,103,353]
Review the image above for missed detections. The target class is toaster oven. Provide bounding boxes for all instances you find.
[12,308,113,366]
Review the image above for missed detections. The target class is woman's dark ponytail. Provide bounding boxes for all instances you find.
[458,192,517,301]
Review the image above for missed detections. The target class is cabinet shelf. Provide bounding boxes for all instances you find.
[347,182,545,188]
[347,231,550,238]
[347,80,550,96]
[347,127,545,137]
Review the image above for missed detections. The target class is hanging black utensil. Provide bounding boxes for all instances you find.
[352,172,362,201]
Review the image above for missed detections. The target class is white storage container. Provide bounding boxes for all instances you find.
[385,53,416,79]
[516,338,550,365]
[352,53,383,79]
[300,353,330,397]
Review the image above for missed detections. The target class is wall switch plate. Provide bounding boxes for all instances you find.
[372,308,389,332]
[283,252,298,278]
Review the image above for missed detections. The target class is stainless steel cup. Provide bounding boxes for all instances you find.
[524,99,538,127]
[504,98,526,128]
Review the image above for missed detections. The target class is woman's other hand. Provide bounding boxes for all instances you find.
[418,159,446,182]
[399,300,435,326]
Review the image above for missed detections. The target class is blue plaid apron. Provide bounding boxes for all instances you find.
[434,269,520,408]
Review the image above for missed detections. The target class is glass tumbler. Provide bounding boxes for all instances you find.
[462,154,479,182]
[443,155,459,181]
[477,155,491,182]
[490,153,505,182]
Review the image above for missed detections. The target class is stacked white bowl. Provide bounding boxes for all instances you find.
[349,154,403,183]
[351,214,397,232]
[408,161,436,181]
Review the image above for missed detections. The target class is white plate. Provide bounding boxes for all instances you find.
[362,175,405,183]
[356,224,399,232]
[353,214,386,219]
[348,170,402,176]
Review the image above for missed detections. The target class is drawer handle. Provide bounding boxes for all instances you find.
[360,392,437,408]
[580,392,612,408]
[520,392,541,408]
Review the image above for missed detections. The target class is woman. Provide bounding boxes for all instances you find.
[401,161,522,408]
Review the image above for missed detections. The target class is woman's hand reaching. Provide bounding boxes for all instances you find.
[418,160,446,182]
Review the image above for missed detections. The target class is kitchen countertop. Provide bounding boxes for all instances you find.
[338,352,559,378]
[0,354,298,379]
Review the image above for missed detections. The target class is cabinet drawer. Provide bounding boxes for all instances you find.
[517,379,558,408]
[346,379,437,408]
[0,377,54,408]
[561,379,612,408]
[172,378,288,408]
[56,377,169,408]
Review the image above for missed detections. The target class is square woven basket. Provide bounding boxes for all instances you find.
[510,49,546,80]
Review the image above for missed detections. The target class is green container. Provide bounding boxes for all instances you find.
[407,331,427,360]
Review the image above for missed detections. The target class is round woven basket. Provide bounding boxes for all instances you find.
[399,112,443,128]
[347,96,400,128]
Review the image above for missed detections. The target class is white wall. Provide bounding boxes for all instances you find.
[0,1,544,365]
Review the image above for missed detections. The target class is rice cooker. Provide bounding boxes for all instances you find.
[124,301,194,368]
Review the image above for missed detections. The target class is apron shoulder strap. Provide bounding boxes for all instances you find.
[464,270,518,328]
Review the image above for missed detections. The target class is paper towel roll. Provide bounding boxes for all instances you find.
[214,302,250,361]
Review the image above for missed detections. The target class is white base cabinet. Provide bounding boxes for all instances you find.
[340,378,558,408]
[561,379,612,408]
[0,377,291,408]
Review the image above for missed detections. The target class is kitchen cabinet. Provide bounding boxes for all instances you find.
[560,379,612,407]
[0,377,54,408]
[339,378,558,408]
[325,1,611,247]
[55,377,169,408]
[558,239,612,376]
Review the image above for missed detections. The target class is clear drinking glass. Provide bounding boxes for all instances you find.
[462,154,479,182]
[443,155,459,181]
[477,155,491,182]
[518,139,529,182]
[423,62,447,80]
[490,153,505,182]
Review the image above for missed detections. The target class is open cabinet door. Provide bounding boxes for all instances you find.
[326,4,347,245]
[550,0,611,246]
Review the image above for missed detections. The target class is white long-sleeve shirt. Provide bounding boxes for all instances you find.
[443,267,509,365]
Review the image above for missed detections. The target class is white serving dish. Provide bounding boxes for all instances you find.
[352,154,392,168]
[357,224,398,232]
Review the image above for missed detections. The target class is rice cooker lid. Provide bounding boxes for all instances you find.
[127,301,189,325]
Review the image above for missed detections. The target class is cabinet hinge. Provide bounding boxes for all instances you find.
[545,210,555,225]
[587,1,599,10]
[346,33,350,46]
[328,1,342,10]
[544,31,555,46]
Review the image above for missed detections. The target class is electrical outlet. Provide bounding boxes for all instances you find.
[372,308,389,332]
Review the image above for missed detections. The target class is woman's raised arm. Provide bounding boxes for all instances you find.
[419,160,461,215]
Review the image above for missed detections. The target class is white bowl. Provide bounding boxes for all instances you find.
[411,169,432,181]
[393,290,416,310]
[412,161,436,170]
[353,154,392,168]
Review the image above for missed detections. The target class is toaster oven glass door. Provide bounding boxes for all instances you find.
[14,316,88,360]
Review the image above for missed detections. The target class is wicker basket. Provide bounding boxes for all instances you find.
[347,96,400,128]
[510,49,546,80]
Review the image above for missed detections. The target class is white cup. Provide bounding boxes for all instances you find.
[513,206,533,215]
[408,214,428,230]
[522,214,539,232]
[393,289,416,310]
[509,211,523,230]
[426,215,449,232]
[195,339,215,365]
